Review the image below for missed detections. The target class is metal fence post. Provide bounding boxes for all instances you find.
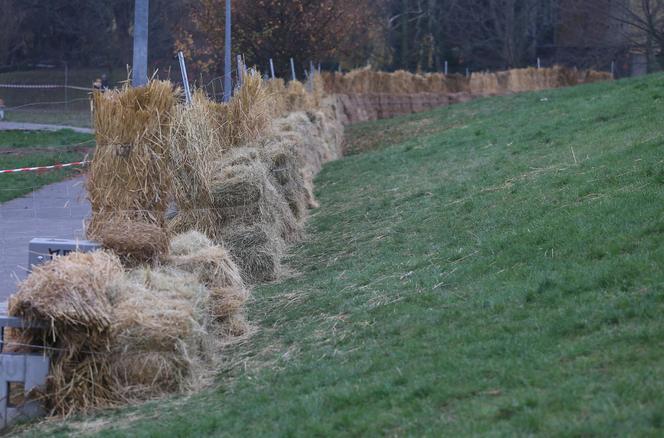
[269,58,275,79]
[178,52,192,105]
[290,57,296,81]
[237,54,244,87]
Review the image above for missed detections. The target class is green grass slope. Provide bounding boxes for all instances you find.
[24,74,664,436]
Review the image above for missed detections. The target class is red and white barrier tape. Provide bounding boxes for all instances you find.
[0,160,89,174]
[0,83,92,91]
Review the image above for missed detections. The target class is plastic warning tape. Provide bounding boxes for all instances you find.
[0,84,92,91]
[0,161,89,174]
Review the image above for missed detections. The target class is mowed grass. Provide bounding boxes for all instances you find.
[3,110,93,128]
[20,74,664,436]
[0,130,93,203]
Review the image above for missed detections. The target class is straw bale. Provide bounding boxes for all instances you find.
[211,162,266,208]
[168,245,244,292]
[109,352,186,396]
[210,151,302,243]
[223,223,285,283]
[582,69,614,83]
[87,81,176,230]
[285,80,315,112]
[87,217,169,264]
[169,229,215,256]
[108,266,216,400]
[265,78,289,117]
[10,251,121,330]
[9,251,124,415]
[167,233,250,321]
[259,140,308,221]
[168,92,225,241]
[212,73,273,149]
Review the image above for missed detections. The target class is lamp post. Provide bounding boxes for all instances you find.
[223,0,232,102]
[132,0,149,87]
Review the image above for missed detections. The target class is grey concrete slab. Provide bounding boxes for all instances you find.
[0,176,89,300]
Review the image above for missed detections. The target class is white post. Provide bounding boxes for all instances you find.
[132,0,149,87]
[611,60,616,78]
[236,54,243,87]
[307,61,315,92]
[444,60,448,75]
[290,57,296,81]
[269,58,275,79]
[537,57,541,69]
[223,0,232,101]
[178,52,192,105]
[466,67,469,78]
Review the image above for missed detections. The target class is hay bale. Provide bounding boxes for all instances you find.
[88,81,177,231]
[265,78,289,117]
[212,73,272,149]
[167,232,250,322]
[10,251,121,330]
[170,230,215,256]
[259,140,308,221]
[108,266,216,400]
[168,92,225,242]
[285,80,315,112]
[109,352,186,395]
[211,163,266,208]
[9,251,124,415]
[7,249,235,415]
[87,217,169,264]
[210,152,302,243]
[223,223,285,283]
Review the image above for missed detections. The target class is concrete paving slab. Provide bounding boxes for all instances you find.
[0,176,89,300]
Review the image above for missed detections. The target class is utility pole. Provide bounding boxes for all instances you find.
[223,0,232,102]
[132,0,149,87]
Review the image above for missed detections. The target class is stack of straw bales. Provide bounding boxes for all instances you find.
[87,81,176,263]
[325,65,611,97]
[469,67,571,95]
[322,68,468,95]
[9,71,343,417]
[9,232,249,415]
[324,66,612,123]
[169,74,342,283]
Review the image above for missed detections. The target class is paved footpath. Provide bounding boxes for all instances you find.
[0,121,93,134]
[0,176,90,301]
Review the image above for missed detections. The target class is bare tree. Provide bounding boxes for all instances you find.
[450,0,550,69]
[0,0,25,65]
[567,0,664,69]
[612,0,664,67]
